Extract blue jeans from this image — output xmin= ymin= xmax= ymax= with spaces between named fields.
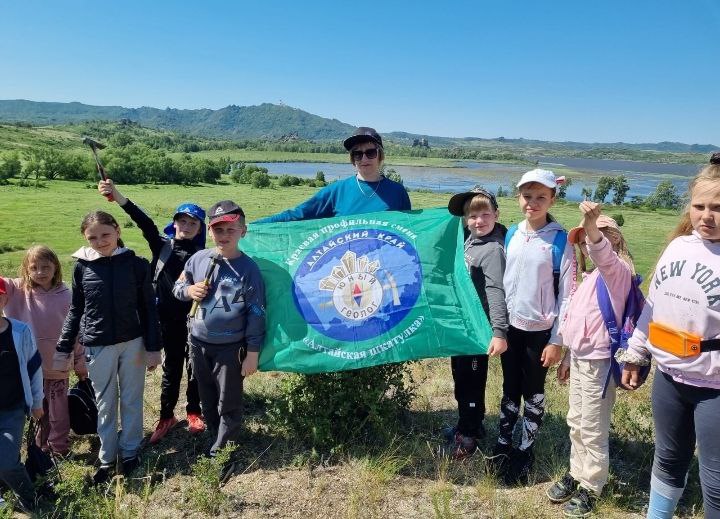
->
xmin=86 ymin=337 xmax=146 ymax=465
xmin=0 ymin=404 xmax=35 ymax=509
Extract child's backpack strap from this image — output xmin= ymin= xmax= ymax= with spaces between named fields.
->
xmin=504 ymin=224 xmax=518 ymax=251
xmin=596 ymin=276 xmax=619 ymax=398
xmin=153 ymin=239 xmax=173 ymax=289
xmin=551 ymin=230 xmax=567 ymax=299
xmin=598 ymin=273 xmax=648 ymax=398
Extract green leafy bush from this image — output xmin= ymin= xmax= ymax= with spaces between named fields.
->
xmin=268 ymin=364 xmax=415 ymax=452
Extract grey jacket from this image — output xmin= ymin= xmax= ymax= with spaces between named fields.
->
xmin=173 ymin=249 xmax=266 ymax=351
xmin=464 ymin=224 xmax=509 ymax=340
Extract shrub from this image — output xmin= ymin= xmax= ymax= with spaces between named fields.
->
xmin=384 ymin=168 xmax=403 ymax=185
xmin=188 ymin=446 xmax=234 ymax=515
xmin=251 ymin=170 xmax=271 ymax=188
xmin=268 ymin=364 xmax=415 ymax=452
xmin=611 ymin=214 xmax=625 ymax=227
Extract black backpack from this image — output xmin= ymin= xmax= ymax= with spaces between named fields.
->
xmin=68 ymin=378 xmax=98 ymax=435
xmin=25 ymin=419 xmax=57 ymax=483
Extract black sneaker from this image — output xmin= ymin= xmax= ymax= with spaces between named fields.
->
xmin=485 ymin=442 xmax=512 ymax=476
xmin=121 ymin=456 xmax=141 ymax=476
xmin=547 ymin=472 xmax=579 ymax=503
xmin=563 ymin=487 xmax=597 ymax=518
xmin=91 ymin=464 xmax=115 ymax=486
xmin=503 ymin=447 xmax=534 ymax=486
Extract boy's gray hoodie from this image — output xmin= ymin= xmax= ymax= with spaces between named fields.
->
xmin=464 ymin=223 xmax=509 ymax=339
xmin=503 ymin=219 xmax=575 ymax=345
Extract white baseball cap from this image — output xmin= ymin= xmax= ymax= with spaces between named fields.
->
xmin=516 ymin=168 xmax=565 ymax=189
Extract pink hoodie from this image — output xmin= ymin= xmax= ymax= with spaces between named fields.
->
xmin=2 ymin=278 xmax=85 ymax=380
xmin=559 ymin=235 xmax=632 ymax=360
xmin=627 ymin=232 xmax=720 ymax=389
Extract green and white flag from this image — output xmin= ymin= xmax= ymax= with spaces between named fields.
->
xmin=245 ymin=208 xmax=492 ymax=373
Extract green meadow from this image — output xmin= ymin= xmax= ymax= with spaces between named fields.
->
xmin=0 ymin=179 xmax=700 ymax=518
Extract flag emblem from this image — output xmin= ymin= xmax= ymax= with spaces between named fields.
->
xmin=293 ymin=229 xmax=422 ymax=342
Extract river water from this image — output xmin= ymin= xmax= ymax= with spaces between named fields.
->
xmin=257 ymin=156 xmax=706 ymax=202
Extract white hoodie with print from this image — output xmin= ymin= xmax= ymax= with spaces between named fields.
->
xmin=503 ymin=219 xmax=576 ymax=345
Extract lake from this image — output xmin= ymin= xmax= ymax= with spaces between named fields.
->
xmin=257 ymin=156 xmax=706 ymax=202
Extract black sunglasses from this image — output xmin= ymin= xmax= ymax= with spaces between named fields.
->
xmin=351 ymin=148 xmax=379 ymax=161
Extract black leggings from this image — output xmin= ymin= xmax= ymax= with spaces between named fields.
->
xmin=497 ymin=326 xmax=551 ymax=451
xmin=160 ymin=320 xmax=202 ymax=419
xmin=652 ymin=370 xmax=720 ymax=516
xmin=451 ymin=354 xmax=489 ymax=436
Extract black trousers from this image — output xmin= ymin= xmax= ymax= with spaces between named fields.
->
xmin=159 ymin=319 xmax=202 ymax=419
xmin=451 ymin=354 xmax=489 ymax=436
xmin=189 ymin=337 xmax=246 ymax=457
xmin=498 ymin=326 xmax=551 ymax=451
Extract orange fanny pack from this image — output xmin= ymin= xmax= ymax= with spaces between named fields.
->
xmin=648 ymin=322 xmax=707 ymax=357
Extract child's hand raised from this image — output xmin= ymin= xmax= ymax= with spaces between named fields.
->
xmin=98 ymin=179 xmax=127 ymax=205
xmin=579 ymin=201 xmax=602 ymax=226
xmin=579 ymin=201 xmax=604 ymax=244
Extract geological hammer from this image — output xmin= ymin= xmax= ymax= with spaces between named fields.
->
xmin=83 ymin=137 xmax=113 ymax=201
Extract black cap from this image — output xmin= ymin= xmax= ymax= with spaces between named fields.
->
xmin=343 ymin=127 xmax=383 ymax=151
xmin=447 ymin=186 xmax=498 ymax=216
xmin=208 ymin=200 xmax=245 ymax=226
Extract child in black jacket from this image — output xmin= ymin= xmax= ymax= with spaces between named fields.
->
xmin=55 ymin=211 xmax=160 ymax=484
xmin=99 ymin=179 xmax=207 ymax=444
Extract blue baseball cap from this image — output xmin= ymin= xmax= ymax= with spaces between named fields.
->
xmin=163 ymin=203 xmax=206 ymax=248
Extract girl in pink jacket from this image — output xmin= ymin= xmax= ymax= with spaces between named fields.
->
xmin=621 ymin=157 xmax=720 ymax=519
xmin=547 ymin=202 xmax=635 ymax=518
xmin=2 ymin=245 xmax=87 ymax=456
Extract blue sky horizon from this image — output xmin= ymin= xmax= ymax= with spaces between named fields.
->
xmin=2 ymin=1 xmax=718 ymax=146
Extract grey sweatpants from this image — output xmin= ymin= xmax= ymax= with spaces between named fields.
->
xmin=189 ymin=337 xmax=245 ymax=457
xmin=86 ymin=337 xmax=146 ymax=465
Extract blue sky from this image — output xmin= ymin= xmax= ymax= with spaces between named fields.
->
xmin=1 ymin=0 xmax=718 ymax=144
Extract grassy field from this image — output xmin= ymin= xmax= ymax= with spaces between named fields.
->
xmin=0 ymin=179 xmax=701 ymax=518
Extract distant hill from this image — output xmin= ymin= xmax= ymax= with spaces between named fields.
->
xmin=0 ymin=100 xmax=355 ymax=141
xmin=0 ymin=99 xmax=717 ymax=154
xmin=385 ymin=132 xmax=719 ymax=154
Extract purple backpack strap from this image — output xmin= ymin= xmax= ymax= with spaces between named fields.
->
xmin=596 ymin=276 xmax=620 ymax=398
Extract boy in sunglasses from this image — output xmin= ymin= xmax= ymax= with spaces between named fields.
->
xmin=444 ymin=187 xmax=509 ymax=459
xmin=256 ymin=127 xmax=410 ymax=222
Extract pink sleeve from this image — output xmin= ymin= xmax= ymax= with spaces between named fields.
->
xmin=586 ymin=235 xmax=632 ymax=319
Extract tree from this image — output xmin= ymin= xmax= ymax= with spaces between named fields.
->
xmin=645 ymin=181 xmax=680 ymax=210
xmin=581 ymin=186 xmax=593 ymax=199
xmin=0 ymin=153 xmax=22 ymax=182
xmin=593 ymin=176 xmax=614 ymax=203
xmin=251 ymin=170 xmax=271 ymax=188
xmin=612 ymin=175 xmax=630 ymax=206
xmin=557 ymin=178 xmax=573 ymax=199
xmin=384 ymin=168 xmax=403 ymax=184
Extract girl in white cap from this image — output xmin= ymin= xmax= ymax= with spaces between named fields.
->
xmin=491 ymin=168 xmax=576 ymax=486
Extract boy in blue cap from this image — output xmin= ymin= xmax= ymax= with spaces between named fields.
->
xmin=99 ymin=180 xmax=207 ymax=443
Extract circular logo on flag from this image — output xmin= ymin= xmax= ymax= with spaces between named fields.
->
xmin=293 ymin=229 xmax=422 ymax=341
